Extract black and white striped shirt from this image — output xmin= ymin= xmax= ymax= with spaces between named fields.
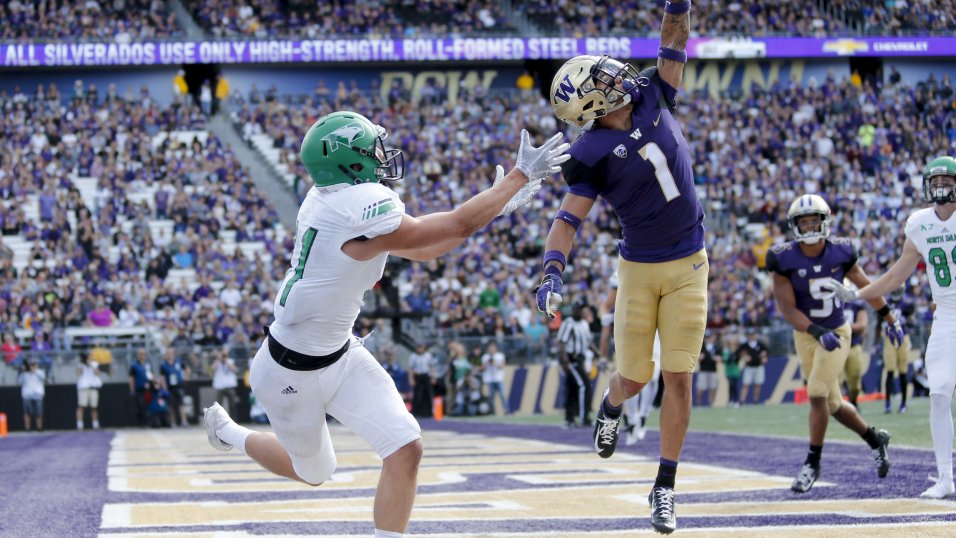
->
xmin=557 ymin=317 xmax=591 ymax=356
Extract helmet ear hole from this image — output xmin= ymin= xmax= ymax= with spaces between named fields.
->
xmin=582 ymin=101 xmax=594 ymax=111
xmin=350 ymin=163 xmax=363 ymax=172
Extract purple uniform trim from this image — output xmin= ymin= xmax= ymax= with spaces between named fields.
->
xmin=542 ymin=250 xmax=567 ymax=271
xmin=665 ymin=0 xmax=691 ymax=14
xmin=659 ymin=47 xmax=688 ymax=63
xmin=554 ymin=210 xmax=582 ymax=231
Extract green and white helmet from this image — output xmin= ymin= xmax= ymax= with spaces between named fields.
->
xmin=300 ymin=111 xmax=404 ymax=187
xmin=922 ymin=156 xmax=956 ymax=205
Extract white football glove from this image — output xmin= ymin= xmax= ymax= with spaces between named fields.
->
xmin=515 ymin=129 xmax=571 ymax=182
xmin=494 ymin=165 xmax=543 ymax=216
xmin=821 ymin=277 xmax=858 ymax=302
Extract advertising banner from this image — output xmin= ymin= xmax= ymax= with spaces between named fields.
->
xmin=1 ymin=36 xmax=954 ymax=67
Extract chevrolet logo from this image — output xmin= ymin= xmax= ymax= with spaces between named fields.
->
xmin=823 ymin=39 xmax=869 ymax=56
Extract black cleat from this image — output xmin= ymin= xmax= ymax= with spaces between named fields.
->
xmin=648 ymin=486 xmax=677 ymax=534
xmin=874 ymin=429 xmax=891 ymax=478
xmin=791 ymin=463 xmax=820 ymax=493
xmin=592 ymin=389 xmax=621 ymax=458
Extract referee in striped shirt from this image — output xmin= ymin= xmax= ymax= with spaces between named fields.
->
xmin=558 ymin=302 xmax=596 ymax=427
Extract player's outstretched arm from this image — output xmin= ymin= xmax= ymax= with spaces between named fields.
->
xmin=346 ymin=132 xmax=569 ymax=261
xmin=657 ymin=0 xmax=691 ymax=89
xmin=534 ymin=193 xmax=596 ymax=318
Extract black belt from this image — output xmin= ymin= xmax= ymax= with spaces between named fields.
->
xmin=263 ymin=326 xmax=350 ymax=371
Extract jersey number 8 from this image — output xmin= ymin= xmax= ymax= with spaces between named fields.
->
xmin=929 ymin=246 xmax=956 ymax=287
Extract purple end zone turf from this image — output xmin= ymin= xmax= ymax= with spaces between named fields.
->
xmin=0 ymin=431 xmax=113 ymax=537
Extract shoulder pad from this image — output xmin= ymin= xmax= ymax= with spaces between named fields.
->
xmin=770 ymin=242 xmax=793 ymax=254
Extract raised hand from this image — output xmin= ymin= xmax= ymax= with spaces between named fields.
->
xmin=516 ymin=129 xmax=571 ymax=182
xmin=494 ymin=164 xmax=544 ymax=216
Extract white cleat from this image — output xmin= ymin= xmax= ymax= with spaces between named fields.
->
xmin=919 ymin=479 xmax=956 ymax=499
xmin=204 ymin=402 xmax=234 ymax=452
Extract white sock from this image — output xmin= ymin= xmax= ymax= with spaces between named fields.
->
xmin=374 ymin=530 xmax=404 ymax=538
xmin=92 ymin=420 xmax=100 ymax=429
xmin=930 ymin=393 xmax=954 ymax=482
xmin=77 ymin=420 xmax=83 ymax=430
xmin=218 ymin=420 xmax=253 ymax=455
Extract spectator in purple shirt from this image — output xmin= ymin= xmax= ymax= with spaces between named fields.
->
xmin=87 ymin=298 xmax=117 ymax=328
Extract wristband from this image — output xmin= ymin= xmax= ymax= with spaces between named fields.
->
xmin=876 ymin=305 xmax=891 ymax=319
xmin=806 ymin=324 xmax=827 ymax=340
xmin=542 ymin=249 xmax=567 ymax=272
xmin=659 ymin=47 xmax=688 ymax=64
xmin=543 ymin=264 xmax=562 ymax=280
xmin=555 ymin=210 xmax=582 ymax=231
xmin=665 ymin=0 xmax=691 ymax=14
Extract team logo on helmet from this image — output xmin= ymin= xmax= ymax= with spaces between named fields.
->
xmin=553 ymin=74 xmax=576 ymax=103
xmin=321 ymin=122 xmax=367 ymax=152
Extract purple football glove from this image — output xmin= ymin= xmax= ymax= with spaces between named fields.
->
xmin=884 ymin=317 xmax=906 ymax=349
xmin=534 ymin=269 xmax=563 ymax=319
xmin=808 ymin=324 xmax=841 ymax=352
xmin=818 ymin=332 xmax=841 ymax=352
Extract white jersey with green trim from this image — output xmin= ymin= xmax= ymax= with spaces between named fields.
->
xmin=269 ymin=182 xmax=404 ymax=355
xmin=905 ymin=207 xmax=956 ymax=312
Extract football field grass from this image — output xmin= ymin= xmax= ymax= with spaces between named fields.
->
xmin=465 ymin=397 xmax=950 ymax=450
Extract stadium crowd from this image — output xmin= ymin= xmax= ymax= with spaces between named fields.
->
xmin=0 ymin=0 xmax=178 ymax=41
xmin=521 ymin=0 xmax=840 ymax=38
xmin=185 ymin=0 xmax=514 ymax=39
xmin=6 ymin=0 xmax=950 ymax=42
xmin=830 ymin=0 xmax=956 ymax=35
xmin=0 ymin=80 xmax=286 ymax=376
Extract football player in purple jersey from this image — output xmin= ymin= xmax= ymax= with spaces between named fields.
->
xmin=766 ymin=194 xmax=902 ymax=493
xmin=536 ymin=1 xmax=702 ymax=532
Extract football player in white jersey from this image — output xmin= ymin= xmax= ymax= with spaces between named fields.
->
xmin=826 ymin=156 xmax=956 ymax=499
xmin=202 ymin=111 xmax=569 ymax=537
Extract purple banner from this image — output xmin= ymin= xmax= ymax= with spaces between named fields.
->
xmin=0 ymin=36 xmax=954 ymax=67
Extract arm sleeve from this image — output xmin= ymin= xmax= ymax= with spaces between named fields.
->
xmin=639 ymin=66 xmax=678 ymax=112
xmin=561 ymin=155 xmax=603 ymax=200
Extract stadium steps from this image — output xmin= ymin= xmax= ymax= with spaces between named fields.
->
xmin=6 ymin=235 xmax=33 ymax=271
xmin=168 ymin=0 xmax=206 ymax=39
xmin=207 ymin=113 xmax=300 ymax=230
